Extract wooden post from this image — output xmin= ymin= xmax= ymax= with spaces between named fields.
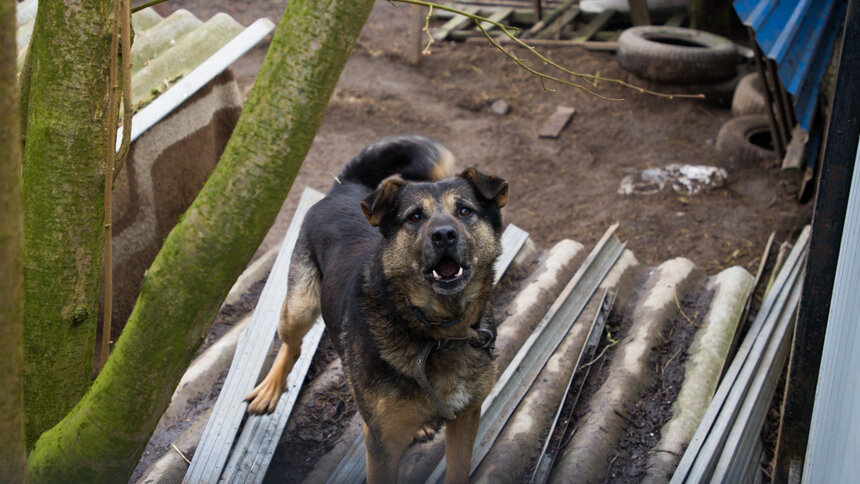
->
xmin=628 ymin=0 xmax=651 ymax=26
xmin=408 ymin=4 xmax=424 ymax=65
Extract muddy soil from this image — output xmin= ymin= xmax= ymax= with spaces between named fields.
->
xmin=138 ymin=0 xmax=813 ymax=481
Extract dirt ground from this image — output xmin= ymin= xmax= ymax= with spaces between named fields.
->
xmin=153 ymin=0 xmax=811 ymax=275
xmin=140 ymin=0 xmax=812 ymax=481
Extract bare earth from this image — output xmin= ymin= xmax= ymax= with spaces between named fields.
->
xmin=155 ymin=0 xmax=810 ymax=275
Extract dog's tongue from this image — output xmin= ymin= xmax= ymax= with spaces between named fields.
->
xmin=436 ymin=257 xmax=460 ymax=278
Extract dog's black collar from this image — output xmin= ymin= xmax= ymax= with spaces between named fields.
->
xmin=409 ymin=305 xmax=464 ymax=328
xmin=414 ymin=327 xmax=496 ymax=420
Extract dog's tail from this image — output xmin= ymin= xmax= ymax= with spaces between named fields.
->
xmin=339 ymin=135 xmax=455 ymax=189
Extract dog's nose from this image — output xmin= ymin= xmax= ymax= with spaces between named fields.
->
xmin=431 ymin=226 xmax=458 ymax=249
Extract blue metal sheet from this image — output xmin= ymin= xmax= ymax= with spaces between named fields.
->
xmin=734 ymin=0 xmax=846 ymax=130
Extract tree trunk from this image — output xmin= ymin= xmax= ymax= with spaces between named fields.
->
xmin=21 ymin=0 xmax=114 ymax=447
xmin=26 ymin=0 xmax=375 ymax=481
xmin=0 ymin=0 xmax=27 ymax=480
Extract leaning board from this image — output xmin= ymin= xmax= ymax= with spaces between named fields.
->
xmin=185 ymin=187 xmax=324 ymax=483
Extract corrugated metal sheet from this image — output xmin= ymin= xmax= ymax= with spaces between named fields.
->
xmin=802 ymin=137 xmax=860 ymax=483
xmin=734 ymin=0 xmax=846 ymax=130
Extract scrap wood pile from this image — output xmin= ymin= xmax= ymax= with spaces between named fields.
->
xmin=429 ymin=0 xmax=688 ymax=47
xmin=135 ymin=187 xmax=809 ymax=484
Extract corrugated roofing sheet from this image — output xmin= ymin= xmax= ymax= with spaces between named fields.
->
xmin=734 ymin=0 xmax=846 ymax=130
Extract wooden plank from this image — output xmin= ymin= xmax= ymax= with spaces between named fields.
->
xmin=448 ymin=7 xmax=513 ymax=40
xmin=571 ymin=9 xmax=615 ymax=42
xmin=427 ymin=225 xmax=626 ymax=483
xmin=716 ymin=283 xmax=799 ymax=482
xmin=220 ymin=319 xmax=326 ymax=482
xmin=468 ymin=36 xmax=618 ymax=51
xmin=671 ymin=226 xmax=810 ymax=483
xmin=320 ymin=224 xmax=531 ymax=484
xmin=432 ymin=6 xmax=479 ymax=41
xmin=534 ymin=7 xmax=579 ymax=40
xmin=627 ymin=0 xmax=651 ymax=26
xmin=493 ymin=224 xmax=529 ymax=285
xmin=407 ymin=4 xmax=425 ymax=65
xmin=782 ymin=125 xmax=809 ymax=171
xmin=184 ymin=188 xmax=324 ymax=484
xmin=522 ymin=0 xmax=577 ymax=38
xmin=538 ymin=105 xmax=575 ymax=139
xmin=664 ymin=11 xmax=686 ymax=27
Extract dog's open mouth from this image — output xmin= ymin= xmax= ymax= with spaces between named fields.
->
xmin=424 ymin=256 xmax=471 ymax=292
xmin=432 ymin=257 xmax=462 ymax=281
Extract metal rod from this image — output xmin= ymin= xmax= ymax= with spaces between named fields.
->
xmin=747 ymin=27 xmax=786 ymax=159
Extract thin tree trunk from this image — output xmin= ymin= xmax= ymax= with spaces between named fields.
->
xmin=0 ymin=0 xmax=27 ymax=480
xmin=26 ymin=0 xmax=375 ymax=481
xmin=21 ymin=0 xmax=113 ymax=447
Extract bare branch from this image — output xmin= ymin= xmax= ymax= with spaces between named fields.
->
xmin=390 ymin=0 xmax=704 ymax=101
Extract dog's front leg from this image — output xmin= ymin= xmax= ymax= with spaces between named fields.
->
xmin=444 ymin=404 xmax=481 ymax=484
xmin=364 ymin=421 xmax=414 ymax=484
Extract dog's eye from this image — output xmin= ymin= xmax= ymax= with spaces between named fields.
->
xmin=408 ymin=212 xmax=423 ymax=223
xmin=458 ymin=207 xmax=472 ymax=217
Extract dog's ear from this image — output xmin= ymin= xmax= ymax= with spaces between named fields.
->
xmin=459 ymin=167 xmax=509 ymax=208
xmin=361 ymin=175 xmax=406 ymax=227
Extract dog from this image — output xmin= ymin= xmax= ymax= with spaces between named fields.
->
xmin=245 ymin=135 xmax=508 ymax=483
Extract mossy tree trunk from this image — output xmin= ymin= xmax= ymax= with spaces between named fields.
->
xmin=26 ymin=0 xmax=375 ymax=481
xmin=21 ymin=0 xmax=114 ymax=447
xmin=0 ymin=0 xmax=26 ymax=480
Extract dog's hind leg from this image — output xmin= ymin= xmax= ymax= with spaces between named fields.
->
xmin=245 ymin=249 xmax=321 ymax=414
xmin=443 ymin=403 xmax=481 ymax=484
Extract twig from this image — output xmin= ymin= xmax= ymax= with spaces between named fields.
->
xmin=674 ymin=289 xmax=703 ymax=328
xmin=99 ymin=0 xmax=122 ymax=373
xmin=661 ymin=347 xmax=683 ymax=374
xmin=171 ymin=443 xmax=191 ymax=465
xmin=390 ymin=0 xmax=704 ymax=100
xmin=580 ymin=338 xmax=618 ymax=370
xmin=131 ymin=0 xmax=180 ymax=14
xmin=114 ymin=0 xmax=132 ymax=181
xmin=613 ymin=409 xmax=639 ymax=428
xmin=422 ymin=5 xmax=434 ymax=55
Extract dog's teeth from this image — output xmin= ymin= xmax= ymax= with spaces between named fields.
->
xmin=455 ymin=267 xmax=463 ymax=277
xmin=433 ymin=270 xmax=442 ymax=280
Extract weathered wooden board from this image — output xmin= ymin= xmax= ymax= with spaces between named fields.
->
xmin=571 ymin=9 xmax=615 ymax=42
xmin=538 ymin=105 xmax=575 ymax=138
xmin=184 ymin=187 xmax=324 ymax=484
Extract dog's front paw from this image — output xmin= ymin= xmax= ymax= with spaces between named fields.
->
xmin=244 ymin=378 xmax=284 ymax=414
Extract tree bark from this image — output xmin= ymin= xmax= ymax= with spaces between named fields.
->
xmin=26 ymin=0 xmax=375 ymax=481
xmin=0 ymin=0 xmax=27 ymax=480
xmin=21 ymin=0 xmax=114 ymax=447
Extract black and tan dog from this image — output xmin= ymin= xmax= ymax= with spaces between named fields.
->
xmin=245 ymin=135 xmax=508 ymax=483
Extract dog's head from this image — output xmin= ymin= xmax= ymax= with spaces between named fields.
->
xmin=361 ymin=167 xmax=508 ymax=297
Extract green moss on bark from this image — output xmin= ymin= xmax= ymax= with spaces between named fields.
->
xmin=26 ymin=0 xmax=375 ymax=481
xmin=21 ymin=0 xmax=113 ymax=447
xmin=0 ymin=0 xmax=26 ymax=480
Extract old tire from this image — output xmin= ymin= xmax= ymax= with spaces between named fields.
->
xmin=716 ymin=115 xmax=777 ymax=167
xmin=731 ymin=72 xmax=767 ymax=116
xmin=617 ymin=26 xmax=738 ymax=84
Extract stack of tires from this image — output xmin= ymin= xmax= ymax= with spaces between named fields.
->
xmin=718 ymin=73 xmax=778 ymax=168
xmin=617 ymin=26 xmax=777 ymax=169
